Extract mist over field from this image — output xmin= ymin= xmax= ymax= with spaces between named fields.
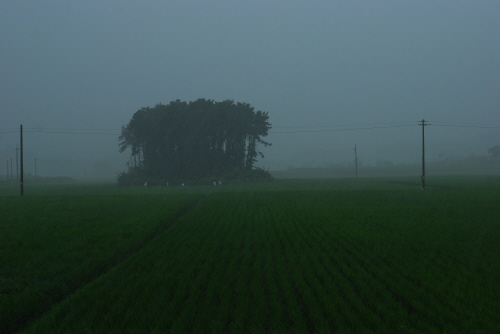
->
xmin=1 ymin=3 xmax=499 ymax=330
xmin=1 ymin=1 xmax=499 ymax=179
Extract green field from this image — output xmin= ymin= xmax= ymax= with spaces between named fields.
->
xmin=1 ymin=177 xmax=499 ymax=333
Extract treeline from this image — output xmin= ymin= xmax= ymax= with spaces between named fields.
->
xmin=118 ymin=99 xmax=272 ymax=185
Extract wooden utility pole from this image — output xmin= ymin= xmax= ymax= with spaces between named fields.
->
xmin=20 ymin=125 xmax=24 ymax=196
xmin=419 ymin=119 xmax=430 ymax=190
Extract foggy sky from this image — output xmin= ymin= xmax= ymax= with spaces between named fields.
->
xmin=1 ymin=1 xmax=499 ymax=178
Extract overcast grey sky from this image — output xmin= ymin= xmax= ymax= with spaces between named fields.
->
xmin=1 ymin=1 xmax=499 ymax=177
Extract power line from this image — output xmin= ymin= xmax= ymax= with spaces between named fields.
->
xmin=432 ymin=121 xmax=500 ymax=126
xmin=272 ymin=122 xmax=415 ymax=129
xmin=1 ymin=125 xmax=415 ymax=136
xmin=432 ymin=124 xmax=500 ymax=129
xmin=24 ymin=130 xmax=120 ymax=135
xmin=271 ymin=124 xmax=415 ymax=134
xmin=0 ymin=128 xmax=121 ymax=135
xmin=1 ymin=121 xmax=499 ymax=135
xmin=23 ymin=149 xmax=123 ymax=155
xmin=25 ymin=127 xmax=120 ymax=131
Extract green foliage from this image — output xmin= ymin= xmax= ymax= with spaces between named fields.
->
xmin=118 ymin=99 xmax=272 ymax=185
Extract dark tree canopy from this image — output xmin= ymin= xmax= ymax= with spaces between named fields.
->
xmin=118 ymin=99 xmax=272 ymax=185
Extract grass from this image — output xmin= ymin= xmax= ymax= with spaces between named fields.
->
xmin=0 ymin=176 xmax=499 ymax=333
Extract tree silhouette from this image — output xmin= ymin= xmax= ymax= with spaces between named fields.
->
xmin=118 ymin=99 xmax=271 ymax=185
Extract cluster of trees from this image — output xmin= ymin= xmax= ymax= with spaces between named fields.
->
xmin=118 ymin=99 xmax=272 ymax=185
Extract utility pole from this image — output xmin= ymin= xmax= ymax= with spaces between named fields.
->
xmin=419 ymin=119 xmax=430 ymax=190
xmin=20 ymin=125 xmax=24 ymax=196
xmin=354 ymin=144 xmax=358 ymax=178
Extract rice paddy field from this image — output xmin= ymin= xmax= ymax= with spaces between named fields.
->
xmin=1 ymin=176 xmax=499 ymax=333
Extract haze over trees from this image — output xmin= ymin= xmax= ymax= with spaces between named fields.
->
xmin=118 ymin=99 xmax=272 ymax=185
xmin=488 ymin=144 xmax=500 ymax=158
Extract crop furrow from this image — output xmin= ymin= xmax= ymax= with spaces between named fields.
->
xmin=317 ymin=228 xmax=459 ymax=331
xmin=295 ymin=218 xmax=389 ymax=332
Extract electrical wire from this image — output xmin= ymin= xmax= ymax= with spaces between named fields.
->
xmin=272 ymin=122 xmax=415 ymax=129
xmin=432 ymin=124 xmax=500 ymax=129
xmin=1 ymin=121 xmax=499 ymax=135
xmin=270 ymin=124 xmax=416 ymax=134
xmin=24 ymin=130 xmax=120 ymax=135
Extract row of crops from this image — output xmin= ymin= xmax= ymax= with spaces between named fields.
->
xmin=0 ymin=194 xmax=202 ymax=334
xmin=1 ymin=179 xmax=499 ymax=333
